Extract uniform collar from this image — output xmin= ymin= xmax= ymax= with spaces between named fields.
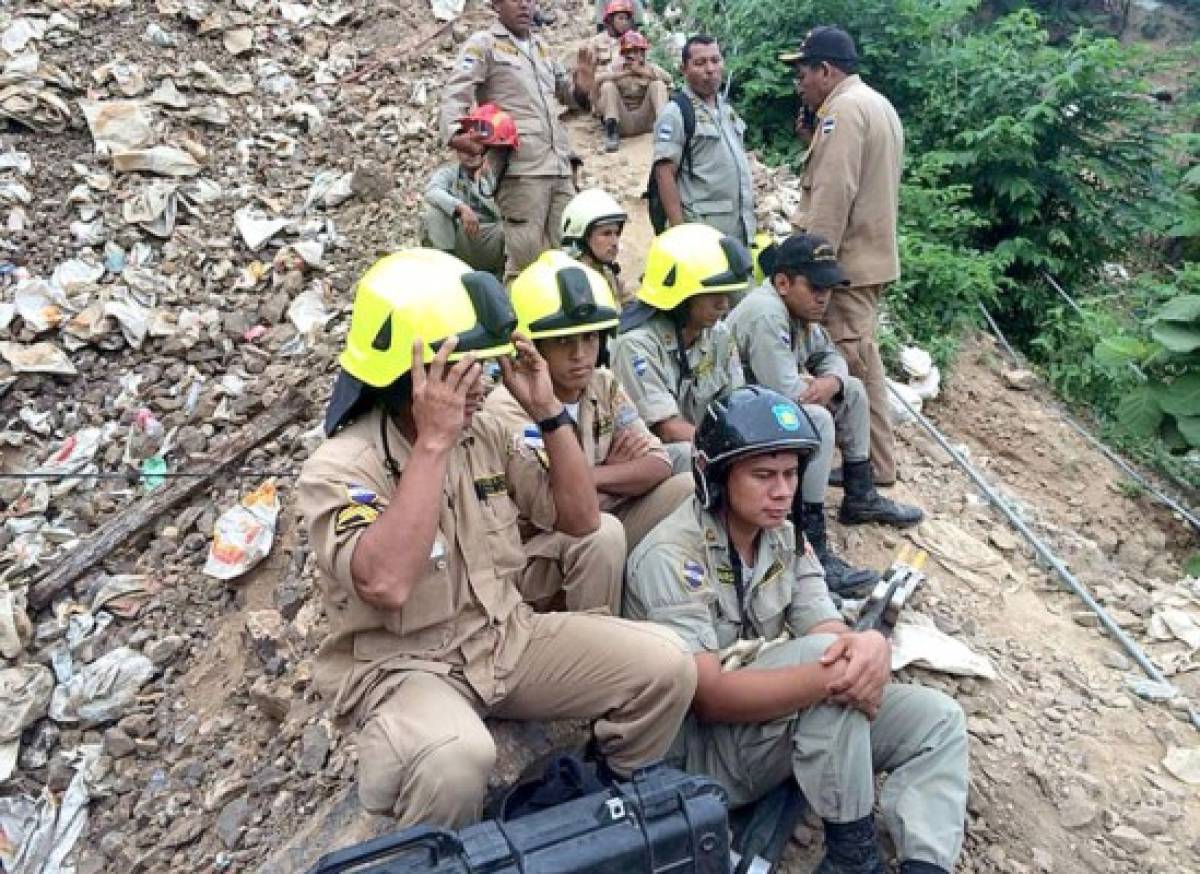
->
xmin=682 ymin=83 xmax=722 ymax=113
xmin=819 ymin=73 xmax=861 ymax=115
xmin=492 ymin=20 xmax=539 ymax=48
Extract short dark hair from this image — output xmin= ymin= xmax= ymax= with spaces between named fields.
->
xmin=803 ymin=57 xmax=858 ymax=75
xmin=682 ymin=34 xmax=718 ymax=65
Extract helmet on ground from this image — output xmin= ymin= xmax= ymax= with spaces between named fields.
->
xmin=325 ymin=249 xmax=516 ymax=434
xmin=456 ymin=103 xmax=520 ymax=149
xmin=618 ymin=31 xmax=650 ymax=54
xmin=603 ymin=0 xmax=635 ymax=21
xmin=750 ymin=232 xmax=777 ymax=285
xmin=637 ymin=223 xmax=752 ymax=312
xmin=511 ymin=250 xmax=619 ymax=341
xmin=693 ymin=386 xmax=820 ymax=510
xmin=561 ymin=188 xmax=627 ymax=257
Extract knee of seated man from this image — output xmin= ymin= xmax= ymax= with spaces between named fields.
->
xmin=802 ymin=403 xmax=835 ymax=443
xmin=839 ymin=375 xmax=868 ymax=408
xmin=358 ymin=720 xmax=497 ymax=820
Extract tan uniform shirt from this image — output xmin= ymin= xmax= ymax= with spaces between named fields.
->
xmin=791 ymin=75 xmax=903 ymax=287
xmin=624 ymin=498 xmax=840 ymax=653
xmin=483 ymin=368 xmax=669 ymax=517
xmin=296 ymin=407 xmax=558 ymax=715
xmin=441 ymin=22 xmax=576 ymax=178
xmin=726 ymin=281 xmax=849 ymax=400
xmin=585 ymin=31 xmax=619 ymax=73
xmin=652 ymin=85 xmax=756 ymax=245
xmin=609 ymin=62 xmax=671 ymax=111
xmin=609 ymin=313 xmax=744 ymax=427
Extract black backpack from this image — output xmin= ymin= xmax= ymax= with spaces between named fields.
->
xmin=644 ymin=90 xmax=696 ymax=234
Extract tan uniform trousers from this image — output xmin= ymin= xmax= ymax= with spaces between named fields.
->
xmin=357 ymin=611 xmax=696 ymax=827
xmin=494 ymin=175 xmax=577 ymax=282
xmin=520 ymin=512 xmax=625 ymax=614
xmin=671 ymin=635 xmax=968 ymax=869
xmin=596 ymin=79 xmax=669 ymax=136
xmin=610 ymin=473 xmax=694 ymax=554
xmin=824 ymin=284 xmax=896 ymax=483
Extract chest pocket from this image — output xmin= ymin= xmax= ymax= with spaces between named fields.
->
xmin=748 ymin=566 xmax=791 ymax=639
xmin=479 ymin=492 xmax=525 ymax=579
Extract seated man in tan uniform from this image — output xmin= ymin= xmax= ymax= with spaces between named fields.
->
xmin=574 ymin=0 xmax=636 ymax=107
xmin=297 ymin=249 xmax=695 ymax=827
xmin=625 ymin=386 xmax=967 ymax=874
xmin=485 ymin=251 xmax=693 ymax=573
xmin=594 ymin=30 xmax=671 ymax=153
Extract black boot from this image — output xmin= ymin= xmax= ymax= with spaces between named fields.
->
xmin=828 ymin=466 xmax=843 ymax=487
xmin=814 ymin=816 xmax=886 ymax=874
xmin=801 ymin=502 xmax=878 ymax=596
xmin=603 ymin=117 xmax=620 ymax=152
xmin=899 ymin=862 xmax=949 ymax=874
xmin=838 ymin=459 xmax=923 ymax=528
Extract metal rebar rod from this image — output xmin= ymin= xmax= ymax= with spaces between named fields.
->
xmin=890 ymin=384 xmax=1200 ymax=732
xmin=977 ymin=301 xmax=1199 ymax=532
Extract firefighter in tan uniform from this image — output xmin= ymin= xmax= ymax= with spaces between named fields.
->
xmin=560 ymin=188 xmax=630 ymax=308
xmin=486 ymin=251 xmax=693 ymax=567
xmin=297 ymin=249 xmax=695 ymax=826
xmin=784 ymin=26 xmax=904 ymax=484
xmin=609 ymin=223 xmax=750 ymax=474
xmin=573 ymin=0 xmax=635 ymax=113
xmin=441 ymin=0 xmax=583 ymax=281
xmin=593 ymin=31 xmax=671 ymax=153
xmin=625 ymin=387 xmax=968 ymax=874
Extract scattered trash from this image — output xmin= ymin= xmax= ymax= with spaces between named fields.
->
xmin=430 ymin=0 xmax=467 ymax=22
xmin=78 ymin=99 xmax=155 ymax=155
xmin=235 ymin=206 xmax=293 ymax=251
xmin=1162 ymin=746 xmax=1200 ymax=784
xmin=304 ymin=170 xmax=355 ymax=210
xmin=1156 ymin=607 xmax=1200 ymax=650
xmin=0 ymin=665 xmax=55 ymax=778
xmin=287 ymin=286 xmax=332 ymax=337
xmin=0 ymin=744 xmax=105 ymax=870
xmin=0 ymin=342 xmax=77 ymax=376
xmin=1002 ymin=368 xmax=1038 ymax=391
xmin=203 ymin=481 xmax=281 ymax=580
xmin=90 ymin=574 xmax=160 ymax=619
xmin=112 ymin=145 xmax=202 ymax=177
xmin=0 ymin=588 xmax=32 ymax=659
xmin=890 ymin=613 xmax=997 ymax=679
xmin=49 ymin=647 xmax=156 ymax=725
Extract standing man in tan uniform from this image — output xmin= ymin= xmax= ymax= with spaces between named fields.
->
xmin=594 ymin=31 xmax=671 ymax=153
xmin=625 ymin=386 xmax=968 ymax=874
xmin=485 ymin=250 xmax=693 ymax=559
xmin=297 ymin=249 xmax=695 ymax=827
xmin=442 ymin=0 xmax=583 ymax=281
xmin=784 ymin=26 xmax=904 ymax=484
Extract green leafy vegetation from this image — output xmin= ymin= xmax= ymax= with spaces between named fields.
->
xmin=679 ymin=0 xmax=1199 ymax=487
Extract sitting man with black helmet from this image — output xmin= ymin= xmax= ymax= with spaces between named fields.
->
xmin=297 ymin=249 xmax=696 ymax=827
xmin=560 ymin=187 xmax=631 ymax=308
xmin=624 ymin=386 xmax=968 ymax=874
xmin=485 ymin=251 xmax=693 ymax=579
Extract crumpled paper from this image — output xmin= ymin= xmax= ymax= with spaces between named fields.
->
xmin=203 ymin=481 xmax=281 ymax=580
xmin=891 ymin=613 xmax=997 ymax=679
xmin=48 ymin=647 xmax=155 ymax=725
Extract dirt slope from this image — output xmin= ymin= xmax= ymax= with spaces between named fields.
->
xmin=0 ymin=2 xmax=1196 ymax=873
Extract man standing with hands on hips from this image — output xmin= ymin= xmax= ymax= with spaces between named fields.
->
xmin=784 ymin=26 xmax=904 ymax=485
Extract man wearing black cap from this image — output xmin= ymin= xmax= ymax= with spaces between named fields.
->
xmin=781 ymin=26 xmax=904 ymax=488
xmin=727 ymin=234 xmax=922 ymax=593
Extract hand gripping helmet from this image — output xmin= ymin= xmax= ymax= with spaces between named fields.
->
xmin=511 ymin=250 xmax=620 ymax=341
xmin=637 ymin=223 xmax=753 ymax=312
xmin=456 ymin=103 xmax=521 ymax=150
xmin=693 ymin=386 xmax=821 ymax=510
xmin=324 ymin=249 xmax=516 ymax=435
xmin=603 ymin=0 xmax=635 ymax=22
xmin=560 ymin=188 xmax=627 ymax=259
xmin=618 ymin=30 xmax=650 ymax=54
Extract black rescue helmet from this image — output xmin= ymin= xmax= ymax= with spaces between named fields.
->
xmin=693 ymin=386 xmax=821 ymax=510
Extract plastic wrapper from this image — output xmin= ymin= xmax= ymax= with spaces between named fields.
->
xmin=203 ymin=481 xmax=281 ymax=580
xmin=48 ymin=647 xmax=155 ymax=725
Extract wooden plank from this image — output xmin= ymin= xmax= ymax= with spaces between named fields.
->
xmin=28 ymin=389 xmax=308 ymax=610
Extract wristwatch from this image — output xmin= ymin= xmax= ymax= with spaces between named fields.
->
xmin=536 ymin=407 xmax=573 ymax=434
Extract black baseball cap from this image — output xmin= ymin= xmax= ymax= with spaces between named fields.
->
xmin=778 ymin=26 xmax=858 ymax=65
xmin=771 ymin=234 xmax=848 ymax=288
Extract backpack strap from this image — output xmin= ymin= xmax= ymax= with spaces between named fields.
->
xmin=671 ymin=90 xmax=697 ymax=178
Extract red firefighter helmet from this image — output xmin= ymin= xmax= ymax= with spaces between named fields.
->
xmin=456 ymin=103 xmax=520 ymax=150
xmin=618 ymin=30 xmax=650 ymax=54
xmin=603 ymin=0 xmax=635 ymax=22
